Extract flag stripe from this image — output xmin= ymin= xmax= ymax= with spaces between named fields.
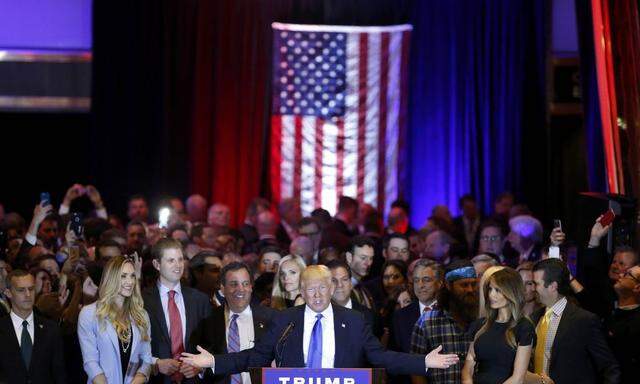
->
xmin=343 ymin=32 xmax=360 ymax=200
xmin=364 ymin=33 xmax=381 ymax=208
xmin=357 ymin=33 xmax=369 ymax=202
xmin=314 ymin=117 xmax=323 ymax=209
xmin=280 ymin=115 xmax=295 ymax=199
xmin=293 ymin=116 xmax=303 ymax=202
xmin=321 ymin=119 xmax=338 ymax=214
xmin=336 ymin=119 xmax=345 ymax=202
xmin=301 ymin=116 xmax=317 ymax=214
xmin=271 ymin=115 xmax=282 ymax=204
xmin=377 ymin=32 xmax=390 ymax=213
xmin=385 ymin=31 xmax=403 ymax=217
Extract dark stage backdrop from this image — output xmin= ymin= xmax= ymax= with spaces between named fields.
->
xmin=89 ymin=0 xmax=548 ymax=226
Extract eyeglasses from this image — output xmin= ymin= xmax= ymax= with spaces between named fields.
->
xmin=413 ymin=276 xmax=435 ymax=285
xmin=622 ymin=271 xmax=640 ymax=284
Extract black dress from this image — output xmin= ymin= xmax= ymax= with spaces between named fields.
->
xmin=117 ymin=327 xmax=133 ymax=383
xmin=468 ymin=317 xmax=535 ymax=384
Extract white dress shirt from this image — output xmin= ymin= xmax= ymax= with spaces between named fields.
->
xmin=419 ymin=299 xmax=437 ymax=314
xmin=226 ymin=306 xmax=255 ymax=384
xmin=11 ymin=310 xmax=35 ymax=346
xmin=158 ymin=282 xmax=187 ymax=344
xmin=344 ymin=299 xmax=353 ymax=309
xmin=302 ymin=305 xmax=335 ymax=368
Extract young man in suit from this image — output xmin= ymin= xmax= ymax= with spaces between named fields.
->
xmin=143 ymin=238 xmax=212 ymax=383
xmin=0 ymin=270 xmax=66 ymax=383
xmin=181 ymin=265 xmax=459 ymax=375
xmin=529 ymin=258 xmax=620 ymax=384
xmin=327 ymin=259 xmax=381 ymax=336
xmin=191 ymin=261 xmax=275 ymax=383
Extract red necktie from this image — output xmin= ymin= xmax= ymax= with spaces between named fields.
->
xmin=168 ymin=290 xmax=184 ymax=383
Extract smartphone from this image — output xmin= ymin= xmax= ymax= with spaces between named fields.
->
xmin=40 ymin=192 xmax=51 ymax=206
xmin=601 ymin=209 xmax=616 ymax=226
xmin=158 ymin=207 xmax=170 ymax=229
xmin=70 ymin=212 xmax=83 ymax=238
xmin=553 ymin=219 xmax=562 ymax=231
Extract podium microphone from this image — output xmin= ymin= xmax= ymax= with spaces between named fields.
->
xmin=276 ymin=322 xmax=295 ymax=367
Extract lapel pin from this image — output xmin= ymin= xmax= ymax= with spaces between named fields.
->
xmin=258 ymin=323 xmax=264 ymax=328
xmin=341 ymin=323 xmax=345 ymax=328
xmin=39 ymin=324 xmax=43 ymax=329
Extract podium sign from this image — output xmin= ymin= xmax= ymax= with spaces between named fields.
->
xmin=261 ymin=368 xmax=372 ymax=384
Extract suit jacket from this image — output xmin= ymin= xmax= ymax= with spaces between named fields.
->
xmin=143 ymin=284 xmax=213 ymax=384
xmin=191 ymin=303 xmax=276 ymax=383
xmin=78 ymin=303 xmax=152 ymax=384
xmin=605 ymin=307 xmax=640 ymax=384
xmin=0 ymin=313 xmax=67 ymax=384
xmin=577 ymin=245 xmax=616 ymax=319
xmin=350 ymin=298 xmax=382 ymax=338
xmin=531 ymin=301 xmax=621 ymax=384
xmin=276 ymin=223 xmax=293 ymax=249
xmin=214 ymin=304 xmax=426 ymax=376
xmin=391 ymin=301 xmax=420 ymax=353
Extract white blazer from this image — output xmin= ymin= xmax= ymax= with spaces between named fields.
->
xmin=78 ymin=302 xmax=153 ymax=384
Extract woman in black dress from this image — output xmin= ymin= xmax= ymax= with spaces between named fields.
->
xmin=462 ymin=267 xmax=535 ymax=384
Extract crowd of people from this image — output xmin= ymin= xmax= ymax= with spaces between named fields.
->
xmin=0 ymin=184 xmax=638 ymax=384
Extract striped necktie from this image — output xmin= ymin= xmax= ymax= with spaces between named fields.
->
xmin=228 ymin=314 xmax=242 ymax=384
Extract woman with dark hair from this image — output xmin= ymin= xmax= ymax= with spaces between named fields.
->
xmin=462 ymin=267 xmax=535 ymax=384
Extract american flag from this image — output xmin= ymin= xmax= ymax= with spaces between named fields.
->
xmin=270 ymin=23 xmax=411 ymax=216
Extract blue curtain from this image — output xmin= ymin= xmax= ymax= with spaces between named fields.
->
xmin=575 ymin=0 xmax=607 ymax=193
xmin=406 ymin=0 xmax=547 ymax=227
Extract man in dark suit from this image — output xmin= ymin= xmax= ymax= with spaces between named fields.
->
xmin=276 ymin=197 xmax=301 ymax=249
xmin=0 ymin=270 xmax=66 ymax=383
xmin=529 ymin=259 xmax=620 ymax=384
xmin=607 ymin=264 xmax=640 ymax=384
xmin=327 ymin=259 xmax=381 ymax=337
xmin=181 ymin=265 xmax=459 ymax=376
xmin=191 ymin=261 xmax=275 ymax=383
xmin=392 ymin=259 xmax=443 ymax=353
xmin=143 ymin=238 xmax=212 ymax=383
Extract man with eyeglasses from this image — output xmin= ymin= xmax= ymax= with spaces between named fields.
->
xmin=191 ymin=261 xmax=275 ymax=384
xmin=607 ymin=264 xmax=640 ymax=384
xmin=392 ymin=259 xmax=443 ymax=353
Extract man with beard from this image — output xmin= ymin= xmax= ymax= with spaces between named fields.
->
xmin=410 ymin=260 xmax=478 ymax=384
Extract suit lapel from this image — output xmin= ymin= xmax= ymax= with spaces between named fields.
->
xmin=151 ymin=285 xmax=171 ymax=343
xmin=333 ymin=305 xmax=347 ymax=367
xmin=549 ymin=302 xmax=576 ymax=370
xmin=287 ymin=306 xmax=305 ymax=367
xmin=251 ymin=304 xmax=268 ymax=341
xmin=180 ymin=285 xmax=196 ymax=351
xmin=29 ymin=315 xmax=46 ymax=373
xmin=0 ymin=317 xmax=26 ymax=372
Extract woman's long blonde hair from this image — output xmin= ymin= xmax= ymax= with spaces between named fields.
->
xmin=95 ymin=256 xmax=149 ymax=341
xmin=270 ymin=254 xmax=307 ymax=310
xmin=475 ymin=267 xmax=529 ymax=348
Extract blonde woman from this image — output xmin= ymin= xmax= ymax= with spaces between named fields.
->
xmin=78 ymin=256 xmax=152 ymax=384
xmin=270 ymin=254 xmax=307 ymax=310
xmin=462 ymin=267 xmax=535 ymax=384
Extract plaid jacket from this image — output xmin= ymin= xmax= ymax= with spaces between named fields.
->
xmin=410 ymin=308 xmax=473 ymax=384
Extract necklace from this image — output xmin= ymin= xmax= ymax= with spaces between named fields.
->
xmin=121 ymin=326 xmax=132 ymax=353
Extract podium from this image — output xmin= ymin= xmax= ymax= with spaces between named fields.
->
xmin=249 ymin=368 xmax=386 ymax=384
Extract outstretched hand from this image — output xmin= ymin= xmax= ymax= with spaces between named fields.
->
xmin=589 ymin=216 xmax=611 ymax=245
xmin=181 ymin=345 xmax=214 ymax=369
xmin=425 ymin=345 xmax=459 ymax=369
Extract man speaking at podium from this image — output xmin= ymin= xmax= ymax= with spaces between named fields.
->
xmin=181 ymin=265 xmax=458 ymax=376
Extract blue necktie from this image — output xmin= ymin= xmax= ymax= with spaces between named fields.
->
xmin=228 ymin=314 xmax=242 ymax=384
xmin=307 ymin=314 xmax=323 ymax=368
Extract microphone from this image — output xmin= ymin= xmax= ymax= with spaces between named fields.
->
xmin=275 ymin=322 xmax=295 ymax=367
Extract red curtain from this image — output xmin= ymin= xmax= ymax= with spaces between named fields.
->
xmin=189 ymin=0 xmax=273 ymax=227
